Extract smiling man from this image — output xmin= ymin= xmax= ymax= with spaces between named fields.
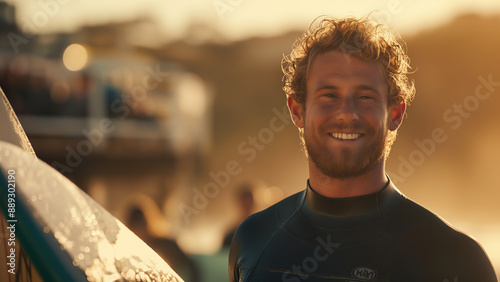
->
xmin=228 ymin=17 xmax=497 ymax=282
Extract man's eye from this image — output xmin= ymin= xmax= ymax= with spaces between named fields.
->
xmin=324 ymin=93 xmax=337 ymax=98
xmin=358 ymin=94 xmax=375 ymax=100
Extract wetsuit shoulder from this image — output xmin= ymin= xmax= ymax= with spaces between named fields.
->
xmin=389 ymin=197 xmax=498 ymax=281
xmin=228 ymin=190 xmax=304 ymax=282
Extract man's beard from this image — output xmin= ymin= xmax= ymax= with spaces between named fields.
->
xmin=304 ymin=123 xmax=387 ymax=179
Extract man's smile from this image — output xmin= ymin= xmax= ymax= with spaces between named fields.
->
xmin=328 ymin=132 xmax=363 ymax=140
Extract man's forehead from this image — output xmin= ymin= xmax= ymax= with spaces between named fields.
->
xmin=308 ymin=51 xmax=387 ymax=88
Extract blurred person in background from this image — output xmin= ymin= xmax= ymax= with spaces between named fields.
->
xmin=190 ymin=181 xmax=257 ymax=282
xmin=222 ymin=181 xmax=256 ymax=248
xmin=228 ymin=16 xmax=497 ymax=281
xmin=126 ymin=205 xmax=200 ymax=282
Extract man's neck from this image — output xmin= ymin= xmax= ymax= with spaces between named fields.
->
xmin=308 ymin=159 xmax=388 ymax=198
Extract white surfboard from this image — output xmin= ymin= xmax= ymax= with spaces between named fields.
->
xmin=0 ymin=140 xmax=184 ymax=281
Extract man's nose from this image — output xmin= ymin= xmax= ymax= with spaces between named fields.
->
xmin=336 ymin=98 xmax=359 ymax=122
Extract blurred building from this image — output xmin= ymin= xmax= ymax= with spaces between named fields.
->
xmin=0 ymin=2 xmax=212 ymax=230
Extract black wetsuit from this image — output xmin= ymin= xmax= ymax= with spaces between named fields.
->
xmin=229 ymin=179 xmax=497 ymax=282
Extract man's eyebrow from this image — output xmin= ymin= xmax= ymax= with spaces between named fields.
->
xmin=314 ymin=84 xmax=382 ymax=95
xmin=314 ymin=85 xmax=339 ymax=92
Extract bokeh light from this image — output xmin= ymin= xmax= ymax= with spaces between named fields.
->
xmin=177 ymin=73 xmax=207 ymax=118
xmin=63 ymin=44 xmax=89 ymax=72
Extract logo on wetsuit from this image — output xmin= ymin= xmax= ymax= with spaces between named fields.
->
xmin=351 ymin=267 xmax=377 ymax=280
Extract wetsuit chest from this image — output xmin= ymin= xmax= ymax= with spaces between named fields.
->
xmin=240 ymin=182 xmax=399 ymax=282
xmin=231 ymin=181 xmax=498 ymax=282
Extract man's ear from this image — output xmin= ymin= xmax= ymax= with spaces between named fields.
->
xmin=389 ymin=101 xmax=405 ymax=131
xmin=287 ymin=96 xmax=304 ymax=128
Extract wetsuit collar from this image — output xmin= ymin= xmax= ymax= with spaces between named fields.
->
xmin=300 ymin=176 xmax=403 ymax=227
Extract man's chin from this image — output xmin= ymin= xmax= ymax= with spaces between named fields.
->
xmin=308 ymin=147 xmax=386 ymax=179
xmin=309 ymin=153 xmax=366 ymax=178
xmin=317 ymin=162 xmax=370 ymax=179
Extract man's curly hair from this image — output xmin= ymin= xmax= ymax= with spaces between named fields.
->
xmin=281 ymin=16 xmax=415 ymax=156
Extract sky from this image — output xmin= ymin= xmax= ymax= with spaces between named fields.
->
xmin=10 ymin=0 xmax=500 ymax=44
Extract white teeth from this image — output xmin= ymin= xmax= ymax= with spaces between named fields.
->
xmin=330 ymin=133 xmax=361 ymax=140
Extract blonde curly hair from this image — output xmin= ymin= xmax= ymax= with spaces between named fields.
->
xmin=282 ymin=16 xmax=415 ymax=156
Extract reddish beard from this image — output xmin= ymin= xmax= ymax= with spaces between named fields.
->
xmin=304 ymin=122 xmax=387 ymax=179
